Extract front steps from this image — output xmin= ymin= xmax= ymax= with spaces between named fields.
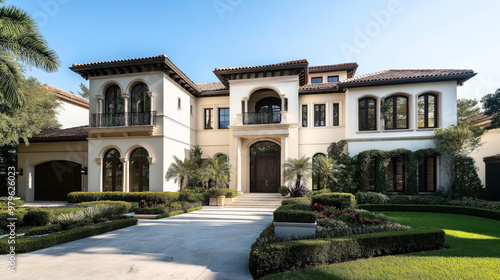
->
xmin=224 ymin=193 xmax=284 ymax=209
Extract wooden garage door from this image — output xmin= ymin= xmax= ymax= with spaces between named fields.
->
xmin=35 ymin=161 xmax=82 ymax=201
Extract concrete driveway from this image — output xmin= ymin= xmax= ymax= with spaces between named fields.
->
xmin=2 ymin=207 xmax=275 ymax=280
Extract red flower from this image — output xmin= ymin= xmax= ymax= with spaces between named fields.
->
xmin=373 ymin=219 xmax=381 ymax=223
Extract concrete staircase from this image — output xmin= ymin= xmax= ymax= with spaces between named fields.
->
xmin=224 ymin=193 xmax=284 ymax=209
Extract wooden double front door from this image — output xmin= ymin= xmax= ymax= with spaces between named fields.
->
xmin=252 ymin=154 xmax=280 ymax=193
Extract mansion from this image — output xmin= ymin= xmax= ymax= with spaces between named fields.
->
xmin=16 ymin=55 xmax=477 ymax=201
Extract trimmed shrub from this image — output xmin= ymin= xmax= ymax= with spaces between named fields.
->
xmin=449 ymin=197 xmax=500 ymax=210
xmin=67 ymin=191 xmax=180 ymax=204
xmin=249 ymin=228 xmax=445 ymax=278
xmin=281 ymin=197 xmax=312 ymax=207
xmin=130 ymin=206 xmax=167 ymax=214
xmin=179 ymin=189 xmax=204 ymax=202
xmin=0 ymin=198 xmax=24 ymax=209
xmin=387 ymin=195 xmax=447 ymax=205
xmin=316 ymin=219 xmax=411 ymax=238
xmin=25 ymin=224 xmax=63 ymax=236
xmin=75 ymin=201 xmax=131 ymax=214
xmin=278 ymin=186 xmax=289 ymax=197
xmin=356 ymin=192 xmax=389 ymax=204
xmin=22 ymin=209 xmax=52 ymax=226
xmin=156 ymin=205 xmax=203 ymax=219
xmin=273 ymin=204 xmax=316 ymax=223
xmin=311 ymin=192 xmax=356 ymax=210
xmin=203 ymin=188 xmax=238 ymax=200
xmin=0 ymin=218 xmax=138 ymax=254
xmin=359 ymin=204 xmax=500 ymax=221
xmin=0 ymin=208 xmax=26 ymax=230
xmin=452 ymin=156 xmax=483 ymax=199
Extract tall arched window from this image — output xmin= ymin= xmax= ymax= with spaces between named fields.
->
xmin=418 ymin=93 xmax=438 ymax=128
xmin=312 ymin=153 xmax=326 ymax=190
xmin=384 ymin=95 xmax=408 ymax=130
xmin=130 ymin=83 xmax=151 ymax=125
xmin=129 ymin=148 xmax=149 ymax=192
xmin=104 ymin=85 xmax=124 ymax=126
xmin=103 ymin=148 xmax=123 ymax=192
xmin=358 ymin=97 xmax=376 ymax=131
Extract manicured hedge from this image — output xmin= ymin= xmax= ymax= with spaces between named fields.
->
xmin=67 ymin=192 xmax=180 ymax=204
xmin=387 ymin=195 xmax=447 ymax=205
xmin=311 ymin=192 xmax=356 ymax=210
xmin=273 ymin=204 xmax=316 ymax=223
xmin=359 ymin=204 xmax=500 ymax=221
xmin=157 ymin=205 xmax=203 ymax=219
xmin=249 ymin=227 xmax=445 ymax=278
xmin=75 ymin=200 xmax=132 ymax=214
xmin=281 ymin=197 xmax=312 ymax=207
xmin=0 ymin=218 xmax=138 ymax=254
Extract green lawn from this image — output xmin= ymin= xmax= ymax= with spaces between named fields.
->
xmin=262 ymin=212 xmax=500 ymax=280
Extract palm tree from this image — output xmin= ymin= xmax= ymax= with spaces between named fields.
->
xmin=313 ymin=155 xmax=344 ymax=190
xmin=0 ymin=3 xmax=60 ymax=106
xmin=205 ymin=156 xmax=231 ymax=188
xmin=165 ymin=156 xmax=193 ymax=191
xmin=283 ymin=156 xmax=312 ymax=189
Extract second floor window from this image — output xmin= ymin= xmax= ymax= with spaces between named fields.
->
xmin=328 ymin=76 xmax=339 ymax=82
xmin=332 ymin=103 xmax=339 ymax=126
xmin=302 ymin=105 xmax=308 ymax=127
xmin=358 ymin=97 xmax=376 ymax=131
xmin=314 ymin=104 xmax=325 ymax=127
xmin=105 ymin=85 xmax=124 ymax=114
xmin=219 ymin=108 xmax=229 ymax=129
xmin=311 ymin=77 xmax=323 ymax=83
xmin=131 ymin=83 xmax=151 ymax=113
xmin=204 ymin=108 xmax=213 ymax=129
xmin=418 ymin=94 xmax=438 ymax=128
xmin=384 ymin=95 xmax=408 ymax=130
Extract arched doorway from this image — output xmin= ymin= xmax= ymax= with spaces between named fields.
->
xmin=35 ymin=160 xmax=82 ymax=201
xmin=250 ymin=141 xmax=281 ymax=193
xmin=129 ymin=147 xmax=150 ymax=192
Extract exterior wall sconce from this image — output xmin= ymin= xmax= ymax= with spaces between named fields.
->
xmin=15 ymin=168 xmax=23 ymax=176
xmin=81 ymin=166 xmax=88 ymax=175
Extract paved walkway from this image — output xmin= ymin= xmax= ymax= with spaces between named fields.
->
xmin=2 ymin=207 xmax=275 ymax=280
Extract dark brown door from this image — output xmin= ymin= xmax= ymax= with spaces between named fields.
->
xmin=253 ymin=155 xmax=280 ymax=193
xmin=35 ymin=161 xmax=82 ymax=201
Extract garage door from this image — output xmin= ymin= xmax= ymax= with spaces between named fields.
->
xmin=35 ymin=161 xmax=82 ymax=201
xmin=485 ymin=161 xmax=500 ymax=201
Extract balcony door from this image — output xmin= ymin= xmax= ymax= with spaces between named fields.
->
xmin=130 ymin=83 xmax=151 ymax=126
xmin=250 ymin=97 xmax=281 ymax=124
xmin=104 ymin=85 xmax=125 ymax=126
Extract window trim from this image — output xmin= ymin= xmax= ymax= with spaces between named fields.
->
xmin=204 ymin=108 xmax=214 ymax=130
xmin=327 ymin=75 xmax=339 ymax=83
xmin=332 ymin=102 xmax=340 ymax=126
xmin=311 ymin=77 xmax=323 ymax=84
xmin=302 ymin=104 xmax=308 ymax=127
xmin=314 ymin=104 xmax=326 ymax=127
xmin=384 ymin=95 xmax=409 ymax=130
xmin=218 ymin=107 xmax=229 ymax=129
xmin=358 ymin=97 xmax=377 ymax=131
xmin=418 ymin=93 xmax=438 ymax=129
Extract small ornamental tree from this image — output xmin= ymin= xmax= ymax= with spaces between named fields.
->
xmin=283 ymin=156 xmax=312 ymax=190
xmin=434 ymin=123 xmax=484 ymax=197
xmin=312 ymin=155 xmax=344 ymax=190
xmin=481 ymin=88 xmax=500 ymax=129
xmin=165 ymin=156 xmax=193 ymax=191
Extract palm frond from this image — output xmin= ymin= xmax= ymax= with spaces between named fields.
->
xmin=8 ymin=30 xmax=60 ymax=72
xmin=0 ymin=6 xmax=34 ymax=37
xmin=0 ymin=51 xmax=23 ymax=106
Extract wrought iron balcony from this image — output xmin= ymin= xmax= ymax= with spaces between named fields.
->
xmin=243 ymin=111 xmax=281 ymax=125
xmin=90 ymin=111 xmax=157 ymax=127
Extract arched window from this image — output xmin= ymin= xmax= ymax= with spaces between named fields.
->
xmin=418 ymin=93 xmax=438 ymax=128
xmin=255 ymin=97 xmax=281 ymax=124
xmin=312 ymin=153 xmax=326 ymax=190
xmin=103 ymin=148 xmax=122 ymax=192
xmin=104 ymin=85 xmax=125 ymax=126
xmin=129 ymin=148 xmax=149 ymax=192
xmin=384 ymin=95 xmax=408 ymax=130
xmin=358 ymin=97 xmax=376 ymax=131
xmin=130 ymin=83 xmax=151 ymax=125
xmin=215 ymin=153 xmax=228 ymax=162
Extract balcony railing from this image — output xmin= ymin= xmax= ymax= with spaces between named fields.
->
xmin=243 ymin=111 xmax=281 ymax=125
xmin=90 ymin=111 xmax=157 ymax=127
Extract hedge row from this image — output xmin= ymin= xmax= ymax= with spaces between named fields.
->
xmin=311 ymin=192 xmax=356 ymax=210
xmin=273 ymin=204 xmax=316 ymax=223
xmin=281 ymin=197 xmax=312 ymax=207
xmin=157 ymin=206 xmax=203 ymax=219
xmin=75 ymin=201 xmax=132 ymax=214
xmin=249 ymin=227 xmax=445 ymax=278
xmin=67 ymin=192 xmax=180 ymax=204
xmin=359 ymin=204 xmax=500 ymax=221
xmin=0 ymin=218 xmax=138 ymax=254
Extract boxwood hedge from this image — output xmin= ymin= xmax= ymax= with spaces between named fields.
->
xmin=75 ymin=200 xmax=132 ymax=214
xmin=311 ymin=192 xmax=356 ymax=210
xmin=273 ymin=204 xmax=316 ymax=223
xmin=281 ymin=197 xmax=312 ymax=207
xmin=249 ymin=227 xmax=445 ymax=278
xmin=67 ymin=192 xmax=180 ymax=204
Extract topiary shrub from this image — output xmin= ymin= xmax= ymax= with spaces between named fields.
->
xmin=356 ymin=192 xmax=389 ymax=204
xmin=311 ymin=192 xmax=356 ymax=210
xmin=67 ymin=191 xmax=180 ymax=204
xmin=25 ymin=224 xmax=63 ymax=236
xmin=281 ymin=197 xmax=312 ymax=207
xmin=179 ymin=189 xmax=204 ymax=202
xmin=22 ymin=209 xmax=52 ymax=226
xmin=273 ymin=204 xmax=316 ymax=223
xmin=452 ymin=156 xmax=483 ymax=199
xmin=449 ymin=197 xmax=500 ymax=210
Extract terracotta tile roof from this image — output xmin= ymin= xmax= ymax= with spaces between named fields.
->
xmin=71 ymin=54 xmax=168 ymax=67
xmin=340 ymin=69 xmax=476 ymax=87
xmin=42 ymin=84 xmax=89 ymax=108
xmin=309 ymin=62 xmax=358 ymax=71
xmin=196 ymin=82 xmax=227 ymax=92
xmin=28 ymin=126 xmax=89 ymax=142
xmin=299 ymin=82 xmax=342 ymax=93
xmin=214 ymin=59 xmax=308 ymax=72
xmin=469 ymin=112 xmax=493 ymax=128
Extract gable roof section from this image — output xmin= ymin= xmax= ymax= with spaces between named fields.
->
xmin=42 ymin=84 xmax=89 ymax=109
xmin=340 ymin=69 xmax=476 ymax=88
xmin=309 ymin=62 xmax=358 ymax=78
xmin=195 ymin=82 xmax=229 ymax=97
xmin=26 ymin=126 xmax=89 ymax=143
xmin=213 ymin=59 xmax=309 ymax=88
xmin=70 ymin=54 xmax=200 ymax=96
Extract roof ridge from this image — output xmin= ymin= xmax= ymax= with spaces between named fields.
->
xmin=72 ymin=54 xmax=167 ymax=67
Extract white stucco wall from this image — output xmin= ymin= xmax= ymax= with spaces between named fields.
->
xmin=56 ymin=101 xmax=89 ymax=128
xmin=469 ymin=128 xmax=500 ymax=185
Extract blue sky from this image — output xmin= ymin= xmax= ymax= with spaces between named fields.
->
xmin=10 ymin=0 xmax=500 ymax=101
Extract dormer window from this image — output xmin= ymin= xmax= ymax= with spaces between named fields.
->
xmin=311 ymin=77 xmax=323 ymax=83
xmin=328 ymin=76 xmax=339 ymax=82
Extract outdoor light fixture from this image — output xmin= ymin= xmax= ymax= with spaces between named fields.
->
xmin=81 ymin=166 xmax=88 ymax=175
xmin=15 ymin=168 xmax=23 ymax=176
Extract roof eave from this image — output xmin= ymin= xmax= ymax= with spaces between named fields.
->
xmin=340 ymin=73 xmax=477 ymax=88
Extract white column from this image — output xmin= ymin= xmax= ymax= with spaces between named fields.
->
xmin=281 ymin=136 xmax=288 ymax=187
xmin=236 ymin=137 xmax=242 ymax=193
xmin=96 ymin=95 xmax=104 ymax=127
xmin=147 ymin=91 xmax=156 ymax=125
xmin=121 ymin=93 xmax=130 ymax=126
xmin=243 ymin=97 xmax=248 ymax=113
xmin=120 ymin=158 xmax=128 ymax=192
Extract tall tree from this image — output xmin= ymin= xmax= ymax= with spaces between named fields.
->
xmin=481 ymin=88 xmax=500 ymax=128
xmin=283 ymin=156 xmax=312 ymax=189
xmin=0 ymin=2 xmax=60 ymax=106
xmin=457 ymin=98 xmax=480 ymax=123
